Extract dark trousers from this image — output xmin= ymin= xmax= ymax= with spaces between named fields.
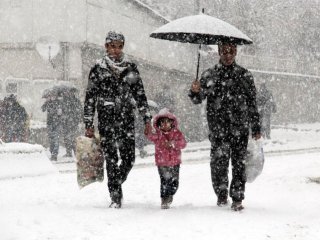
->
xmin=158 ymin=165 xmax=180 ymax=198
xmin=101 ymin=136 xmax=135 ymax=201
xmin=47 ymin=124 xmax=61 ymax=157
xmin=63 ymin=126 xmax=77 ymax=154
xmin=210 ymin=132 xmax=248 ymax=202
xmin=260 ymin=112 xmax=271 ymax=139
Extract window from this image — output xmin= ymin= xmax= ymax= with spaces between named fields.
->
xmin=6 ymin=83 xmax=18 ymax=94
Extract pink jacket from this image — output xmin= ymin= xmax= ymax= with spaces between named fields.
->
xmin=146 ymin=109 xmax=187 ymax=167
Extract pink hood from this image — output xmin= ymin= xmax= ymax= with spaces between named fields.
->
xmin=152 ymin=108 xmax=179 ymax=131
xmin=146 ymin=108 xmax=187 ymax=167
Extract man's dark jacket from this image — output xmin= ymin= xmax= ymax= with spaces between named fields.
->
xmin=84 ymin=57 xmax=151 ymax=139
xmin=41 ymin=99 xmax=62 ymax=127
xmin=62 ymin=95 xmax=82 ymax=131
xmin=189 ymin=62 xmax=260 ymax=138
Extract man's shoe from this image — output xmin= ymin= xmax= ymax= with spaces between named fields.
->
xmin=217 ymin=195 xmax=228 ymax=207
xmin=109 ymin=195 xmax=122 ymax=209
xmin=50 ymin=155 xmax=57 ymax=161
xmin=109 ymin=201 xmax=121 ymax=209
xmin=167 ymin=195 xmax=173 ymax=205
xmin=63 ymin=153 xmax=73 ymax=158
xmin=231 ymin=201 xmax=244 ymax=211
xmin=109 ymin=198 xmax=122 ymax=209
xmin=161 ymin=197 xmax=171 ymax=209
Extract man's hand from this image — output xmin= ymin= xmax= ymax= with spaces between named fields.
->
xmin=85 ymin=128 xmax=95 ymax=138
xmin=252 ymin=133 xmax=262 ymax=140
xmin=191 ymin=80 xmax=201 ymax=93
xmin=144 ymin=122 xmax=152 ymax=136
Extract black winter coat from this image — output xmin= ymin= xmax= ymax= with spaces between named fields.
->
xmin=62 ymin=95 xmax=82 ymax=130
xmin=84 ymin=56 xmax=151 ymax=139
xmin=189 ymin=62 xmax=260 ymax=137
xmin=257 ymin=86 xmax=276 ymax=116
xmin=3 ymin=101 xmax=28 ymax=136
xmin=41 ymin=98 xmax=62 ymax=127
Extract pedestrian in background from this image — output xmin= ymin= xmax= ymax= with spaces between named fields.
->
xmin=2 ymin=94 xmax=29 ymax=142
xmin=154 ymin=84 xmax=176 ymax=112
xmin=61 ymin=89 xmax=82 ymax=157
xmin=257 ymin=83 xmax=276 ymax=139
xmin=42 ymin=92 xmax=63 ymax=161
xmin=0 ymin=99 xmax=6 ymax=140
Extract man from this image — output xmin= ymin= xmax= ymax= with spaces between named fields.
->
xmin=154 ymin=84 xmax=175 ymax=112
xmin=61 ymin=89 xmax=82 ymax=157
xmin=0 ymin=100 xmax=6 ymax=140
xmin=189 ymin=42 xmax=261 ymax=211
xmin=3 ymin=94 xmax=29 ymax=142
xmin=84 ymin=31 xmax=151 ymax=208
xmin=42 ymin=92 xmax=63 ymax=161
xmin=257 ymin=83 xmax=276 ymax=139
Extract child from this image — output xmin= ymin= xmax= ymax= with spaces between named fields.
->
xmin=144 ymin=108 xmax=187 ymax=209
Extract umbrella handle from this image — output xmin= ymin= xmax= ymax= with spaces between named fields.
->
xmin=196 ymin=44 xmax=202 ymax=80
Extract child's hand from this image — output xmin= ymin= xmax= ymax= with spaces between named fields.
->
xmin=85 ymin=128 xmax=95 ymax=138
xmin=144 ymin=122 xmax=152 ymax=135
xmin=164 ymin=140 xmax=174 ymax=149
xmin=159 ymin=141 xmax=170 ymax=149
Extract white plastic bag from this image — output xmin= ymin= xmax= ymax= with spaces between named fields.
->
xmin=245 ymin=137 xmax=264 ymax=183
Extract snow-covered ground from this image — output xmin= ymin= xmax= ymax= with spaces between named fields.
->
xmin=1 ymin=123 xmax=320 ymax=240
xmin=55 ymin=123 xmax=320 ymax=173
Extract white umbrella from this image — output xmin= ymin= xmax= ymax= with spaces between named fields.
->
xmin=150 ymin=14 xmax=252 ymax=45
xmin=150 ymin=13 xmax=253 ymax=78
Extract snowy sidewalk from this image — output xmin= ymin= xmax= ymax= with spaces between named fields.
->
xmin=54 ymin=123 xmax=320 ymax=172
xmin=1 ymin=148 xmax=320 ymax=240
xmin=1 ymin=123 xmax=320 ymax=240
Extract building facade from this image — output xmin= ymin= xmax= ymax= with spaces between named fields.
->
xmin=1 ymin=0 xmax=319 ymax=143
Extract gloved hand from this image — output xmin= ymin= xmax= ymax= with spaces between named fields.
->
xmin=85 ymin=128 xmax=95 ymax=138
xmin=190 ymin=80 xmax=201 ymax=93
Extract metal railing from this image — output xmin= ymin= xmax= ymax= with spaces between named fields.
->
xmin=237 ymin=54 xmax=320 ymax=77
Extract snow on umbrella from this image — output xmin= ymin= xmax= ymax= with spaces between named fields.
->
xmin=150 ymin=14 xmax=252 ymax=45
xmin=54 ymin=85 xmax=78 ymax=94
xmin=42 ymin=85 xmax=78 ymax=98
xmin=150 ymin=13 xmax=253 ymax=79
xmin=42 ymin=88 xmax=59 ymax=98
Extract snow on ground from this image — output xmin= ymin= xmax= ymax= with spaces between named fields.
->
xmin=0 ymin=143 xmax=56 ymax=179
xmin=1 ymin=123 xmax=320 ymax=240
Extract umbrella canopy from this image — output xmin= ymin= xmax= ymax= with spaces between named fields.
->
xmin=150 ymin=14 xmax=252 ymax=45
xmin=42 ymin=88 xmax=59 ymax=98
xmin=150 ymin=13 xmax=253 ymax=79
xmin=42 ymin=85 xmax=78 ymax=98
